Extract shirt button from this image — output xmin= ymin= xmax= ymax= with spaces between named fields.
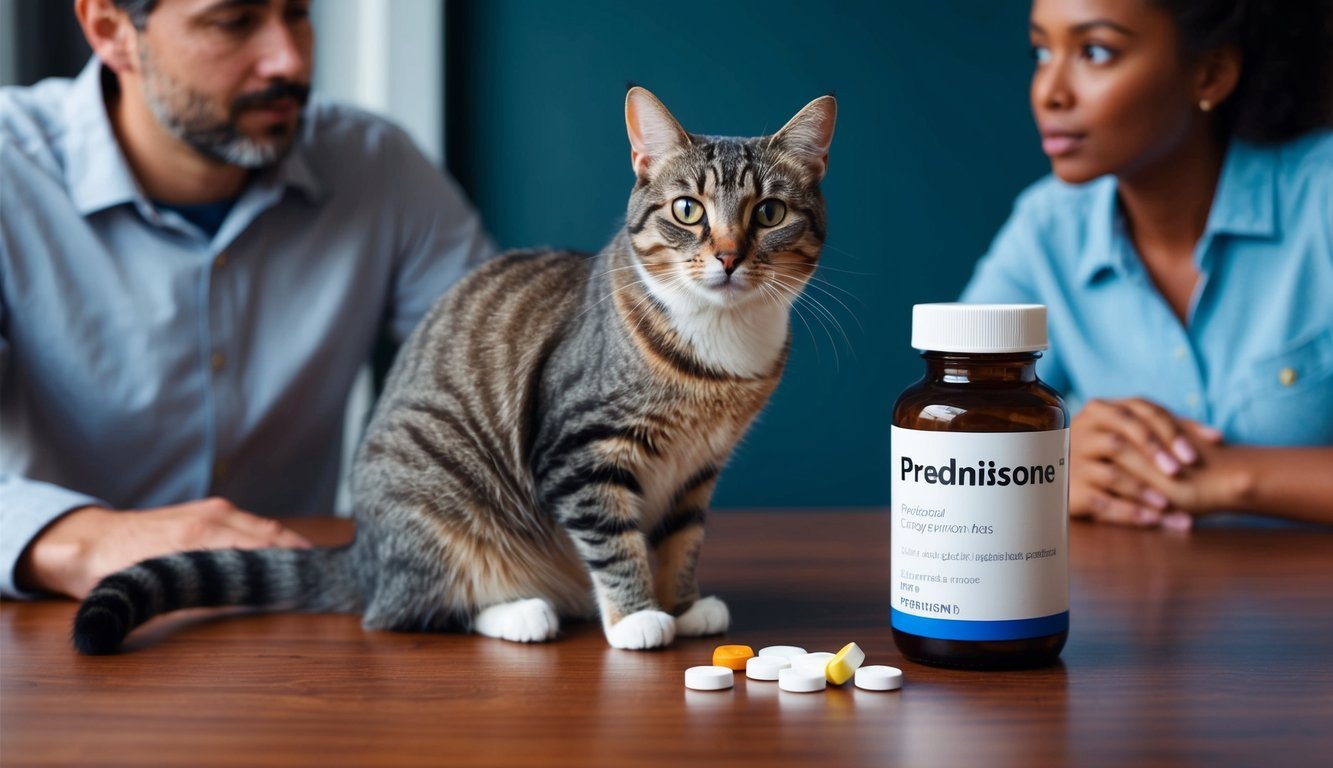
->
xmin=1279 ymin=367 xmax=1297 ymax=386
xmin=1185 ymin=392 xmax=1201 ymax=408
xmin=1173 ymin=345 xmax=1188 ymax=361
xmin=214 ymin=251 xmax=228 ymax=269
xmin=211 ymin=352 xmax=226 ymax=371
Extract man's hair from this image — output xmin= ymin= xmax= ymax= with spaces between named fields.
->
xmin=112 ymin=0 xmax=156 ymax=30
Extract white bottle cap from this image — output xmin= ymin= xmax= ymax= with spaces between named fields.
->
xmin=684 ymin=665 xmax=735 ymax=691
xmin=911 ymin=303 xmax=1048 ymax=353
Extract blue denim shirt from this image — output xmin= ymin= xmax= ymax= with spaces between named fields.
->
xmin=0 ymin=60 xmax=497 ymax=596
xmin=962 ymin=132 xmax=1333 ymax=448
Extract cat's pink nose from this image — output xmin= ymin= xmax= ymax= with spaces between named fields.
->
xmin=716 ymin=252 xmax=740 ymax=275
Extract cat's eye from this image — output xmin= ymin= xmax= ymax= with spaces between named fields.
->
xmin=672 ymin=197 xmax=705 ymax=225
xmin=753 ymin=199 xmax=787 ymax=228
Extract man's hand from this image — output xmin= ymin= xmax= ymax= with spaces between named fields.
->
xmin=16 ymin=498 xmax=313 ymax=599
xmin=1069 ymin=397 xmax=1224 ymax=528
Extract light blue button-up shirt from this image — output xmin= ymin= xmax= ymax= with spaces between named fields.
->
xmin=962 ymin=131 xmax=1333 ymax=446
xmin=0 ymin=61 xmax=496 ymax=596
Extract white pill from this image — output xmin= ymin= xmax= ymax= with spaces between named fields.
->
xmin=745 ymin=655 xmax=791 ymax=681
xmin=684 ymin=665 xmax=734 ymax=691
xmin=789 ymin=652 xmax=835 ymax=676
xmin=757 ymin=645 xmax=807 ymax=659
xmin=854 ymin=665 xmax=904 ymax=691
xmin=778 ymin=667 xmax=827 ymax=693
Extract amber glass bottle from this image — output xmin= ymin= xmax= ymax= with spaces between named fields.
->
xmin=890 ymin=304 xmax=1069 ymax=669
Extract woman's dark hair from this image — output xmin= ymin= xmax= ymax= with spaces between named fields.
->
xmin=1154 ymin=0 xmax=1333 ymax=143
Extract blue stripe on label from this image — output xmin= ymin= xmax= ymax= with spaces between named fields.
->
xmin=891 ymin=609 xmax=1069 ymax=641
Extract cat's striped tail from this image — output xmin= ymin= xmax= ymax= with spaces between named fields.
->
xmin=72 ymin=546 xmax=358 ymax=655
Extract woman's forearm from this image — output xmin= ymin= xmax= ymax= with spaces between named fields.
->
xmin=1217 ymin=446 xmax=1333 ymax=524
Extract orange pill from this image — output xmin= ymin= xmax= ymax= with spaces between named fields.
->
xmin=711 ymin=644 xmax=755 ymax=670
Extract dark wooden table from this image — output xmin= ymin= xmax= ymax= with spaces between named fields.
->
xmin=3 ymin=511 xmax=1331 ymax=767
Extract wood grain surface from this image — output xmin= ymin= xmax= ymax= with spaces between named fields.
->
xmin=3 ymin=512 xmax=1331 ymax=767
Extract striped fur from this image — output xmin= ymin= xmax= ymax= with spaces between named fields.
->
xmin=72 ymin=88 xmax=836 ymax=654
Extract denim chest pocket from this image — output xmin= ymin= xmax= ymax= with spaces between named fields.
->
xmin=1228 ymin=328 xmax=1333 ymax=446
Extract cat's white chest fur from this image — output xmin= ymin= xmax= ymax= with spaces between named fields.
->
xmin=637 ymin=263 xmax=791 ymax=379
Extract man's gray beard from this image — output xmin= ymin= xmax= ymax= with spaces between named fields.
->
xmin=140 ymin=64 xmax=296 ymax=169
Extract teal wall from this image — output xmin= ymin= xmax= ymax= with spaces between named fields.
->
xmin=447 ymin=0 xmax=1049 ymax=508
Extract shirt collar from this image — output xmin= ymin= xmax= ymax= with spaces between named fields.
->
xmin=267 ymin=134 xmax=324 ymax=203
xmin=1077 ymin=139 xmax=1278 ymax=286
xmin=1076 ymin=177 xmax=1124 ymax=285
xmin=1202 ymin=139 xmax=1277 ymax=240
xmin=62 ymin=59 xmax=143 ymax=216
xmin=60 ymin=58 xmax=326 ymax=216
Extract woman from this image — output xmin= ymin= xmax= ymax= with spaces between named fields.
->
xmin=961 ymin=0 xmax=1333 ymax=528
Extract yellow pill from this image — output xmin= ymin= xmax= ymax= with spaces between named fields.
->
xmin=825 ymin=642 xmax=866 ymax=685
xmin=712 ymin=644 xmax=755 ymax=670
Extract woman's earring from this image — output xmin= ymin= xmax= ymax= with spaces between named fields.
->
xmin=1199 ymin=99 xmax=1213 ymax=112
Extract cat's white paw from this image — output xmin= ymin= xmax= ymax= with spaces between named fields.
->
xmin=675 ymin=596 xmax=730 ymax=637
xmin=474 ymin=598 xmax=560 ymax=643
xmin=606 ymin=610 xmax=676 ymax=650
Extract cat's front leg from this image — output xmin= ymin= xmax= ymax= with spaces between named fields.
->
xmin=649 ymin=473 xmax=729 ymax=637
xmin=543 ymin=468 xmax=674 ymax=650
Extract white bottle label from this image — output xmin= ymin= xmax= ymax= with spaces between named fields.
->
xmin=890 ymin=425 xmax=1070 ymax=641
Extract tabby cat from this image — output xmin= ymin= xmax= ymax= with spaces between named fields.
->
xmin=73 ymin=87 xmax=837 ymax=654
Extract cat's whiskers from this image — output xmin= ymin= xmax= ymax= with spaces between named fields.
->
xmin=762 ymin=273 xmax=821 ymax=344
xmin=622 ymin=266 xmax=786 ymax=369
xmin=577 ymin=258 xmax=678 ymax=324
xmin=768 ymin=272 xmax=854 ymax=366
xmin=758 ymin=282 xmax=799 ymax=319
xmin=785 ymin=293 xmax=825 ymax=363
xmin=755 ymin=275 xmax=833 ymax=368
xmin=612 ymin=272 xmax=670 ymax=337
xmin=598 ymin=256 xmax=693 ymax=277
xmin=621 ymin=270 xmax=692 ymax=336
xmin=770 ymin=266 xmax=866 ymax=335
xmin=771 ymin=263 xmax=867 ymax=304
xmin=758 ymin=280 xmax=828 ymax=366
xmin=794 ymin=297 xmax=843 ymax=370
xmin=575 ymin=255 xmax=695 ymax=326
xmin=809 ymin=241 xmax=872 ymax=268
xmin=773 ymin=272 xmax=847 ymax=344
xmin=575 ymin=276 xmax=650 ymax=325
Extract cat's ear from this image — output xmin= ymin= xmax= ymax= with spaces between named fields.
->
xmin=771 ymin=95 xmax=837 ymax=181
xmin=625 ymin=87 xmax=690 ymax=180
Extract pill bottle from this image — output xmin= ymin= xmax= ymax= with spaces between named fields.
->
xmin=890 ymin=303 xmax=1069 ymax=669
